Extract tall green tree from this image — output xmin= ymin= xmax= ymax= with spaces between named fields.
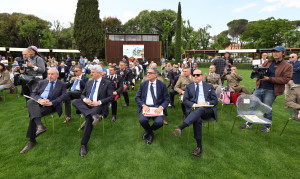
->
xmin=174 ymin=2 xmax=182 ymax=61
xmin=227 ymin=19 xmax=248 ymax=47
xmin=74 ymin=0 xmax=104 ymax=58
xmin=102 ymin=17 xmax=122 ymax=33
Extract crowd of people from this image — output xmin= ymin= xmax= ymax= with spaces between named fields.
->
xmin=0 ymin=45 xmax=299 ymax=158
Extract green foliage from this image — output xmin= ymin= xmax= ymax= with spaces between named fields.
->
xmin=283 ymin=30 xmax=300 ymax=48
xmin=74 ymin=0 xmax=104 ymax=59
xmin=39 ymin=29 xmax=56 ymax=49
xmin=102 ymin=17 xmax=122 ymax=33
xmin=175 ymin=2 xmax=182 ymax=61
xmin=241 ymin=17 xmax=296 ymax=48
xmin=227 ymin=19 xmax=248 ymax=45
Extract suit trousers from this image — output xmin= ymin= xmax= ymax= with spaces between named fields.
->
xmin=26 ymin=99 xmax=56 ymax=139
xmin=112 ymin=100 xmax=117 ymax=116
xmin=184 ymin=107 xmax=214 ymax=140
xmin=81 ymin=115 xmax=94 ymax=145
xmin=72 ymin=99 xmax=104 ymax=117
xmin=139 ymin=114 xmax=164 ymax=134
xmin=65 ymin=91 xmax=81 ymax=117
xmin=123 ymin=92 xmax=129 ymax=104
xmin=169 ymin=89 xmax=178 ymax=106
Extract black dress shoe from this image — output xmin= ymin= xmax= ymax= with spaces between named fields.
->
xmin=142 ymin=132 xmax=149 ymax=140
xmin=36 ymin=125 xmax=48 ymax=137
xmin=20 ymin=141 xmax=36 ymax=154
xmin=111 ymin=115 xmax=117 ymax=122
xmin=192 ymin=147 xmax=202 ymax=156
xmin=92 ymin=114 xmax=103 ymax=126
xmin=122 ymin=103 xmax=129 ymax=108
xmin=79 ymin=145 xmax=87 ymax=157
xmin=76 ymin=110 xmax=81 ymax=114
xmin=146 ymin=133 xmax=154 ymax=145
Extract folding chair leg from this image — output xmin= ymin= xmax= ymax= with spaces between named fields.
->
xmin=231 ymin=116 xmax=238 ymax=133
xmin=102 ymin=118 xmax=105 ymax=138
xmin=162 ymin=124 xmax=165 ymax=142
xmin=138 ymin=124 xmax=141 ymax=140
xmin=213 ymin=122 xmax=215 ymax=145
xmin=271 ymin=124 xmax=273 ymax=149
xmin=256 ymin=124 xmax=259 ymax=134
xmin=51 ymin=115 xmax=54 ymax=136
xmin=220 ymin=104 xmax=224 ymax=120
xmin=187 ymin=126 xmax=191 ymax=144
xmin=280 ymin=119 xmax=291 ymax=136
xmin=244 ymin=128 xmax=247 ymax=146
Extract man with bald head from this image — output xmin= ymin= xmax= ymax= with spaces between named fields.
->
xmin=203 ymin=65 xmax=222 ymax=90
xmin=20 ymin=68 xmax=66 ymax=154
xmin=172 ymin=69 xmax=218 ymax=156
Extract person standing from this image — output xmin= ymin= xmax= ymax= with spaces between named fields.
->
xmin=240 ymin=46 xmax=293 ymax=133
xmin=212 ymin=53 xmax=226 ymax=76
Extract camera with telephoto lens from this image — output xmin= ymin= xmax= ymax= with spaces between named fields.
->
xmin=15 ymin=57 xmax=28 ymax=70
xmin=250 ymin=60 xmax=270 ymax=79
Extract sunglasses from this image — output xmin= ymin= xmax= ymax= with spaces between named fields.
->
xmin=289 ymin=56 xmax=295 ymax=58
xmin=193 ymin=74 xmax=202 ymax=77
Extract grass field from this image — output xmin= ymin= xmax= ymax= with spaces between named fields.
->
xmin=0 ymin=67 xmax=299 ymax=178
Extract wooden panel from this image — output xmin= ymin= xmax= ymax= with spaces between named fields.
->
xmin=105 ymin=40 xmax=161 ymax=64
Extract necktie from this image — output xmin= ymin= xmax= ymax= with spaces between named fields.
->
xmin=89 ymin=80 xmax=98 ymax=101
xmin=71 ymin=79 xmax=79 ymax=91
xmin=150 ymin=83 xmax=158 ymax=106
xmin=48 ymin=82 xmax=55 ymax=101
xmin=193 ymin=83 xmax=199 ymax=103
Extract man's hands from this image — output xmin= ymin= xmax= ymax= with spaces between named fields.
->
xmin=27 ymin=62 xmax=34 ymax=68
xmin=113 ymin=91 xmax=117 ymax=95
xmin=143 ymin=105 xmax=150 ymax=113
xmin=143 ymin=105 xmax=163 ymax=115
xmin=39 ymin=99 xmax=53 ymax=106
xmin=261 ymin=76 xmax=270 ymax=81
xmin=14 ymin=66 xmax=25 ymax=73
xmin=71 ymin=77 xmax=81 ymax=82
xmin=85 ymin=98 xmax=101 ymax=107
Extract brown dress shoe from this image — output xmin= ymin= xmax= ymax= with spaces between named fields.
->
xmin=20 ymin=141 xmax=36 ymax=154
xmin=192 ymin=147 xmax=202 ymax=156
xmin=63 ymin=117 xmax=71 ymax=124
xmin=172 ymin=128 xmax=182 ymax=137
xmin=163 ymin=119 xmax=168 ymax=125
xmin=36 ymin=125 xmax=48 ymax=137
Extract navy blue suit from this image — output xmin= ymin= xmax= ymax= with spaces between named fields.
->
xmin=183 ymin=82 xmax=218 ymax=140
xmin=135 ymin=80 xmax=169 ymax=133
xmin=289 ymin=60 xmax=300 ymax=84
xmin=26 ymin=79 xmax=66 ymax=139
xmin=72 ymin=78 xmax=114 ymax=145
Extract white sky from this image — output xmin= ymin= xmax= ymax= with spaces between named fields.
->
xmin=1 ymin=0 xmax=300 ymax=36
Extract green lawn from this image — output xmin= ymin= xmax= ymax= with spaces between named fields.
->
xmin=0 ymin=68 xmax=299 ymax=178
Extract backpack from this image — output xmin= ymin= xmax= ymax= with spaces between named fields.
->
xmin=219 ymin=87 xmax=231 ymax=104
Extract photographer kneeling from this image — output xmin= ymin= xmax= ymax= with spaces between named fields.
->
xmin=240 ymin=46 xmax=293 ymax=133
xmin=17 ymin=46 xmax=45 ymax=93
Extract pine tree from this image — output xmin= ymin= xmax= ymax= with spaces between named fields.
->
xmin=175 ymin=2 xmax=182 ymax=61
xmin=74 ymin=0 xmax=104 ymax=59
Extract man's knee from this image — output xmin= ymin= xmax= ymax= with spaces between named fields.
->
xmin=139 ymin=116 xmax=148 ymax=124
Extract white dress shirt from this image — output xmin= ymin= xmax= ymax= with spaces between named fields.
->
xmin=146 ymin=80 xmax=157 ymax=106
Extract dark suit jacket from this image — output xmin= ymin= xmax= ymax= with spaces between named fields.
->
xmin=66 ymin=75 xmax=89 ymax=91
xmin=183 ymin=81 xmax=218 ymax=121
xmin=81 ymin=78 xmax=114 ymax=116
xmin=31 ymin=79 xmax=66 ymax=116
xmin=289 ymin=60 xmax=300 ymax=84
xmin=105 ymin=75 xmax=123 ymax=95
xmin=135 ymin=79 xmax=169 ymax=116
xmin=57 ymin=65 xmax=70 ymax=74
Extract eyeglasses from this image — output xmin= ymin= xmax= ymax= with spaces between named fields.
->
xmin=193 ymin=74 xmax=202 ymax=77
xmin=74 ymin=70 xmax=80 ymax=72
xmin=289 ymin=56 xmax=295 ymax=58
xmin=147 ymin=72 xmax=154 ymax=75
xmin=174 ymin=67 xmax=179 ymax=68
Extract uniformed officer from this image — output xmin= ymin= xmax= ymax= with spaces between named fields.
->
xmin=203 ymin=65 xmax=222 ymax=90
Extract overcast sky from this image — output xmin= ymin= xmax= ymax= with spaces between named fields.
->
xmin=1 ymin=0 xmax=300 ymax=36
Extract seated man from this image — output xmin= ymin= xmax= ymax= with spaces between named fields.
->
xmin=20 ymin=68 xmax=66 ymax=154
xmin=135 ymin=67 xmax=169 ymax=145
xmin=172 ymin=69 xmax=218 ymax=156
xmin=203 ymin=65 xmax=222 ymax=90
xmin=72 ymin=65 xmax=114 ymax=157
xmin=221 ymin=66 xmax=251 ymax=94
xmin=105 ymin=66 xmax=123 ymax=122
xmin=286 ymin=85 xmax=300 ymax=119
xmin=57 ymin=61 xmax=69 ymax=82
xmin=174 ymin=67 xmax=193 ymax=120
xmin=63 ymin=65 xmax=89 ymax=124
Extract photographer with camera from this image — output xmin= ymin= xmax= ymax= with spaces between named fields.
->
xmin=240 ymin=46 xmax=293 ymax=133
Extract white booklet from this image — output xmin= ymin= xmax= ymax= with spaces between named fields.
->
xmin=143 ymin=107 xmax=163 ymax=117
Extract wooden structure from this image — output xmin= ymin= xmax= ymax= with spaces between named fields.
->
xmin=105 ymin=33 xmax=161 ymax=64
xmin=185 ymin=48 xmax=300 ymax=60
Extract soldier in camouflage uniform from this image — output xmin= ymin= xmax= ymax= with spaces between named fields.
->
xmin=203 ymin=65 xmax=221 ymax=90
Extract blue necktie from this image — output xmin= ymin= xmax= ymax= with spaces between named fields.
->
xmin=71 ymin=79 xmax=79 ymax=91
xmin=150 ymin=83 xmax=158 ymax=107
xmin=89 ymin=80 xmax=98 ymax=101
xmin=193 ymin=83 xmax=199 ymax=103
xmin=48 ymin=82 xmax=55 ymax=101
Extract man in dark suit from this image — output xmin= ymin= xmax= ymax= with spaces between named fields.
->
xmin=117 ymin=61 xmax=133 ymax=108
xmin=62 ymin=65 xmax=89 ymax=124
xmin=135 ymin=67 xmax=169 ymax=145
xmin=172 ymin=69 xmax=218 ymax=156
xmin=141 ymin=56 xmax=148 ymax=75
xmin=66 ymin=55 xmax=72 ymax=68
xmin=72 ymin=65 xmax=114 ymax=157
xmin=20 ymin=68 xmax=66 ymax=154
xmin=57 ymin=61 xmax=69 ymax=82
xmin=106 ymin=66 xmax=123 ymax=122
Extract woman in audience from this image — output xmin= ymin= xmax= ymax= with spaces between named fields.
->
xmin=0 ymin=63 xmax=12 ymax=92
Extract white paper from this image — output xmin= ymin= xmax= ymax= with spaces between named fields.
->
xmin=244 ymin=99 xmax=250 ymax=104
xmin=143 ymin=107 xmax=163 ymax=116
